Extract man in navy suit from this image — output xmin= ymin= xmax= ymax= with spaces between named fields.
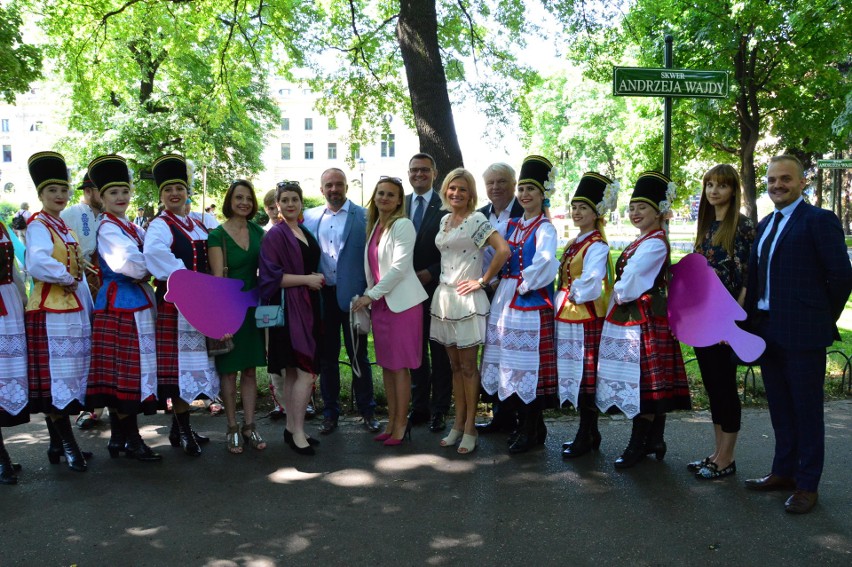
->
xmin=303 ymin=168 xmax=378 ymax=434
xmin=405 ymin=153 xmax=451 ymax=432
xmin=476 ymin=162 xmax=524 ymax=434
xmin=743 ymin=155 xmax=852 ymax=514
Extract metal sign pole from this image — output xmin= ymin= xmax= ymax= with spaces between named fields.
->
xmin=663 ymin=35 xmax=673 ymax=178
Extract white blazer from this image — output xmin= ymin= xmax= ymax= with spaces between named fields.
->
xmin=364 ymin=217 xmax=428 ymax=313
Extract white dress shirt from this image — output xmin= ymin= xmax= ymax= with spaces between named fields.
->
xmin=317 ymin=199 xmax=351 ymax=286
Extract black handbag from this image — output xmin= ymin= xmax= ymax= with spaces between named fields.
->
xmin=207 ymin=232 xmax=236 ymax=356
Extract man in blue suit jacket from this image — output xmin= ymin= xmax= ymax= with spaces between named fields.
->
xmin=743 ymin=155 xmax=852 ymax=514
xmin=303 ymin=168 xmax=378 ymax=434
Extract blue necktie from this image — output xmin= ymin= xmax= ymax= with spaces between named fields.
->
xmin=412 ymin=195 xmax=426 ymax=233
xmin=757 ymin=211 xmax=783 ymax=301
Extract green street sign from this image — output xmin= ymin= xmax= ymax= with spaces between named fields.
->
xmin=613 ymin=67 xmax=729 ymax=98
xmin=817 ymin=159 xmax=852 ymax=169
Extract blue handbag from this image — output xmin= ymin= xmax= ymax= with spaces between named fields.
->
xmin=256 ymin=290 xmax=285 ymax=328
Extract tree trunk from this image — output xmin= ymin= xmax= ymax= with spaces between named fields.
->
xmin=734 ymin=38 xmax=760 ymax=223
xmin=396 ymin=0 xmax=463 ymax=182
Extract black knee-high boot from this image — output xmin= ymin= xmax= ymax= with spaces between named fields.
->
xmin=121 ymin=414 xmax=162 ymax=462
xmin=107 ymin=410 xmax=127 ymax=458
xmin=508 ymin=401 xmax=543 ymax=454
xmin=562 ymin=408 xmax=601 ymax=459
xmin=614 ymin=416 xmax=652 ymax=469
xmin=173 ymin=411 xmax=201 ymax=456
xmin=644 ymin=414 xmax=667 ymax=461
xmin=0 ymin=429 xmax=18 ymax=485
xmin=51 ymin=415 xmax=88 ymax=472
xmin=169 ymin=413 xmax=209 ymax=447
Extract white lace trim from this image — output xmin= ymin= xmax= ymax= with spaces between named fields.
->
xmin=595 ymin=322 xmax=641 ymax=418
xmin=556 ymin=321 xmax=584 ymax=407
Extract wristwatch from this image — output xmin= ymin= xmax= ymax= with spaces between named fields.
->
xmin=477 ymin=277 xmax=487 ymax=289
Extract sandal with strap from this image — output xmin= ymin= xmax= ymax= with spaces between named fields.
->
xmin=242 ymin=422 xmax=267 ymax=451
xmin=226 ymin=424 xmax=243 ymax=454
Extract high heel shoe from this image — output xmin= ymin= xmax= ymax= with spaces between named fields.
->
xmin=120 ymin=414 xmax=162 ymax=462
xmin=52 ymin=415 xmax=88 ymax=472
xmin=384 ymin=422 xmax=412 ymax=446
xmin=241 ymin=422 xmax=266 ymax=451
xmin=457 ymin=433 xmax=478 ymax=455
xmin=284 ymin=429 xmax=320 ymax=447
xmin=373 ymin=432 xmax=393 ymax=442
xmin=173 ymin=412 xmax=201 ymax=457
xmin=287 ymin=432 xmax=316 ymax=456
xmin=440 ymin=429 xmax=463 ymax=447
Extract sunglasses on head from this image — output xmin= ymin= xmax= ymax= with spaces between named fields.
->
xmin=276 ymin=180 xmax=301 ymax=189
xmin=379 ymin=175 xmax=403 ymax=185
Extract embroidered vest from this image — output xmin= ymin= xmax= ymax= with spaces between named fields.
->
xmin=606 ymin=229 xmax=670 ymax=326
xmin=502 ymin=215 xmax=554 ymax=311
xmin=95 ymin=217 xmax=153 ymax=313
xmin=154 ymin=216 xmax=209 ymax=304
xmin=26 ymin=219 xmax=84 ymax=313
xmin=555 ymin=231 xmax=608 ymax=323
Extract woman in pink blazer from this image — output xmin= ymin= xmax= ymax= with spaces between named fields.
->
xmin=353 ymin=177 xmax=427 ymax=446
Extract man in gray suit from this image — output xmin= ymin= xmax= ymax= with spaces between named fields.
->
xmin=303 ymin=168 xmax=378 ymax=434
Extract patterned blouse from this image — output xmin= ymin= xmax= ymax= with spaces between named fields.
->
xmin=694 ymin=214 xmax=756 ymax=299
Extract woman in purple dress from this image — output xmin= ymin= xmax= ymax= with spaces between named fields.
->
xmin=258 ymin=181 xmax=324 ymax=456
xmin=353 ymin=177 xmax=427 ymax=446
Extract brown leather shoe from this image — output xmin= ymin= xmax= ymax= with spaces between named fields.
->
xmin=744 ymin=473 xmax=796 ymax=492
xmin=785 ymin=490 xmax=818 ymax=514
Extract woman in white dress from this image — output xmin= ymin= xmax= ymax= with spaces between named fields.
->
xmin=25 ymin=151 xmax=93 ymax=473
xmin=481 ymin=155 xmax=560 ymax=454
xmin=430 ymin=168 xmax=509 ymax=455
xmin=0 ymin=218 xmax=28 ymax=484
xmin=144 ymin=154 xmax=218 ymax=456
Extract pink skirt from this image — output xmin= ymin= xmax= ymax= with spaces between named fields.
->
xmin=372 ymin=299 xmax=423 ymax=371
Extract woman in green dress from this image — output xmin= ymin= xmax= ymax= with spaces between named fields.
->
xmin=208 ymin=180 xmax=268 ymax=454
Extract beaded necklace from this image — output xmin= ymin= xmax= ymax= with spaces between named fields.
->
xmin=103 ymin=212 xmax=143 ymax=247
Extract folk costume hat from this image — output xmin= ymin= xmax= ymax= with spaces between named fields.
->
xmin=88 ymin=154 xmax=131 ymax=194
xmin=518 ymin=155 xmax=557 ymax=200
xmin=572 ymin=172 xmax=619 ymax=216
xmin=28 ymin=151 xmax=70 ymax=194
xmin=152 ymin=154 xmax=189 ymax=193
xmin=630 ymin=171 xmax=676 ymax=215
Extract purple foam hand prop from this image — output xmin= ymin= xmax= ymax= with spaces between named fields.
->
xmin=165 ymin=270 xmax=259 ymax=339
xmin=668 ymin=253 xmax=765 ymax=363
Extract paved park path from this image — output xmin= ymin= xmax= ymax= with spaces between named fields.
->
xmin=2 ymin=401 xmax=850 ymax=566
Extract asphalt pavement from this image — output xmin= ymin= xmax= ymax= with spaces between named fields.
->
xmin=1 ymin=401 xmax=850 ymax=566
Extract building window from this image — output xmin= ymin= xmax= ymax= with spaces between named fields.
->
xmin=2 ymin=145 xmax=11 ymax=162
xmin=328 ymin=117 xmax=337 ymax=130
xmin=305 ymin=143 xmax=314 ymax=160
xmin=328 ymin=143 xmax=337 ymax=160
xmin=280 ymin=143 xmax=290 ymax=160
xmin=29 ymin=121 xmax=43 ymax=132
xmin=381 ymin=134 xmax=396 ymax=158
xmin=1 ymin=119 xmax=8 ymax=132
xmin=304 ymin=117 xmax=313 ymax=131
xmin=281 ymin=118 xmax=289 ymax=131
xmin=303 ymin=88 xmax=311 ymax=95
xmin=278 ymin=88 xmax=291 ymax=96
xmin=351 ymin=144 xmax=361 ymax=160
xmin=3 ymin=183 xmax=13 ymax=193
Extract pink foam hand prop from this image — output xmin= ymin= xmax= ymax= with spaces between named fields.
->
xmin=165 ymin=270 xmax=259 ymax=339
xmin=668 ymin=253 xmax=765 ymax=363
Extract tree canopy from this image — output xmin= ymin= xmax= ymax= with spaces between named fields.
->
xmin=0 ymin=2 xmax=42 ymax=103
xmin=541 ymin=0 xmax=852 ymax=219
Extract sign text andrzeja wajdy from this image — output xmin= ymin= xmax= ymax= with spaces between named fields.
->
xmin=613 ymin=67 xmax=729 ymax=99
